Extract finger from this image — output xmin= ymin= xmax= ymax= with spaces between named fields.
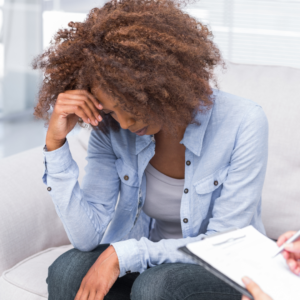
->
xmin=87 ymin=290 xmax=96 ymax=300
xmin=295 ymin=262 xmax=300 ymax=275
xmin=284 ymin=241 xmax=300 ymax=253
xmin=282 ymin=250 xmax=290 ymax=260
xmin=95 ymin=290 xmax=105 ymax=300
xmin=82 ymin=96 xmax=103 ymax=123
xmin=59 ymin=101 xmax=97 ymax=125
xmin=65 ymin=90 xmax=103 ymax=110
xmin=57 ymin=96 xmax=101 ymax=125
xmin=86 ymin=91 xmax=103 ymax=110
xmin=75 ymin=287 xmax=83 ymax=300
xmin=287 ymin=258 xmax=296 ymax=272
xmin=277 ymin=231 xmax=297 ymax=246
xmin=57 ymin=105 xmax=90 ymax=124
xmin=59 ymin=99 xmax=102 ymax=125
xmin=241 ymin=296 xmax=251 ymax=300
xmin=59 ymin=93 xmax=102 ymax=122
xmin=242 ymin=277 xmax=264 ymax=297
xmin=79 ymin=288 xmax=90 ymax=300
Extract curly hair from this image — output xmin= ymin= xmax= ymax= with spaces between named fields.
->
xmin=33 ymin=0 xmax=223 ymax=133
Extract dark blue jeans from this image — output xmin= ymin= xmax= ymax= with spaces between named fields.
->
xmin=47 ymin=244 xmax=241 ymax=300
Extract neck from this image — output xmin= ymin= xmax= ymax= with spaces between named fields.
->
xmin=154 ymin=125 xmax=186 ymax=143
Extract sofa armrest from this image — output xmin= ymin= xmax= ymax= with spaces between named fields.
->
xmin=0 ymin=136 xmax=88 ymax=275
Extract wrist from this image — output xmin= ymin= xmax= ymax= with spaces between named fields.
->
xmin=45 ymin=137 xmax=66 ymax=151
xmin=95 ymin=246 xmax=120 ymax=271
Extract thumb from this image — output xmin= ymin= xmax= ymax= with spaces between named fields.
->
xmin=242 ymin=277 xmax=264 ymax=297
xmin=284 ymin=241 xmax=300 ymax=253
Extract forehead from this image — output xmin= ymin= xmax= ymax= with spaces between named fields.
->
xmin=91 ymin=86 xmax=119 ymax=109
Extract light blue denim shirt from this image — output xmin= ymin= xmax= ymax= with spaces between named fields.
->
xmin=43 ymin=90 xmax=268 ymax=277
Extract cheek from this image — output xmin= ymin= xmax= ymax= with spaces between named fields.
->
xmin=110 ymin=113 xmax=119 ymax=122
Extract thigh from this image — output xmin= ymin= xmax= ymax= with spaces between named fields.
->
xmin=130 ymin=263 xmax=242 ymax=300
xmin=47 ymin=244 xmax=139 ymax=300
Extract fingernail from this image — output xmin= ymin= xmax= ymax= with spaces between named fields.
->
xmin=289 ymin=261 xmax=295 ymax=268
xmin=99 ymin=104 xmax=102 ymax=109
xmin=94 ymin=119 xmax=98 ymax=124
xmin=98 ymin=115 xmax=102 ymax=121
xmin=87 ymin=118 xmax=90 ymax=123
xmin=285 ymin=243 xmax=294 ymax=250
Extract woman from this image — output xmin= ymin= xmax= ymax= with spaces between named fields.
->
xmin=34 ymin=0 xmax=268 ymax=299
xmin=242 ymin=231 xmax=300 ymax=300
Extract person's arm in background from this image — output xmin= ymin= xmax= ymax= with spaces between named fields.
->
xmin=241 ymin=231 xmax=300 ymax=300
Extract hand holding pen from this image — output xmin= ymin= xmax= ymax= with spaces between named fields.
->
xmin=241 ymin=230 xmax=300 ymax=300
xmin=276 ymin=230 xmax=300 ymax=275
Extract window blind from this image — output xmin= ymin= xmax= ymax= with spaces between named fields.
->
xmin=185 ymin=0 xmax=300 ymax=68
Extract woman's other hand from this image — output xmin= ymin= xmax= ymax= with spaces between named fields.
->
xmin=46 ymin=90 xmax=103 ymax=151
xmin=241 ymin=277 xmax=272 ymax=300
xmin=277 ymin=231 xmax=300 ymax=275
xmin=74 ymin=245 xmax=120 ymax=300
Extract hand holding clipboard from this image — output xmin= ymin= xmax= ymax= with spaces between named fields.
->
xmin=180 ymin=226 xmax=300 ymax=300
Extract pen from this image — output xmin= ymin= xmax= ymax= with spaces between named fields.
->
xmin=273 ymin=229 xmax=300 ymax=257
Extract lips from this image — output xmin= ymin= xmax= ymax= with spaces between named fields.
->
xmin=133 ymin=126 xmax=148 ymax=136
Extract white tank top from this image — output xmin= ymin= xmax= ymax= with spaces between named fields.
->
xmin=142 ymin=163 xmax=184 ymax=242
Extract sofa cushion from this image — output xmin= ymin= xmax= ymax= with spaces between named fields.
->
xmin=0 ymin=136 xmax=87 ymax=275
xmin=215 ymin=62 xmax=300 ymax=240
xmin=0 ymin=245 xmax=73 ymax=300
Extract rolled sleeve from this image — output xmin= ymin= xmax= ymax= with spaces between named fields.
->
xmin=112 ymin=239 xmax=142 ymax=277
xmin=43 ymin=139 xmax=73 ymax=174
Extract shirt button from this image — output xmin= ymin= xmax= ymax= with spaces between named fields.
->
xmin=126 ymin=270 xmax=131 ymax=274
xmin=124 ymin=175 xmax=129 ymax=181
xmin=183 ymin=218 xmax=188 ymax=223
xmin=186 ymin=160 xmax=191 ymax=166
xmin=184 ymin=188 xmax=189 ymax=194
xmin=214 ymin=180 xmax=219 ymax=186
xmin=47 ymin=187 xmax=52 ymax=191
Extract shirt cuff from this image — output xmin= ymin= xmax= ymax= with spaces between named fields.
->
xmin=111 ymin=239 xmax=142 ymax=277
xmin=43 ymin=139 xmax=73 ymax=174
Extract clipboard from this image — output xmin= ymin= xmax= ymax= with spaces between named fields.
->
xmin=178 ymin=228 xmax=254 ymax=300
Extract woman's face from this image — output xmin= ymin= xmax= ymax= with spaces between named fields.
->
xmin=92 ymin=87 xmax=162 ymax=136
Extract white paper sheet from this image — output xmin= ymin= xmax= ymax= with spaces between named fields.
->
xmin=187 ymin=226 xmax=300 ymax=300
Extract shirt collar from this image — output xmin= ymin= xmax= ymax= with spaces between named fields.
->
xmin=180 ymin=107 xmax=213 ymax=156
xmin=135 ymin=134 xmax=153 ymax=155
xmin=135 ymin=105 xmax=213 ymax=156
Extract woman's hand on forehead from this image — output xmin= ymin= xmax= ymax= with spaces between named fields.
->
xmin=63 ymin=90 xmax=103 ymax=125
xmin=45 ymin=89 xmax=103 ymax=151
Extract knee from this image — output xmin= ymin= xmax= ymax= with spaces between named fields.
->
xmin=47 ymin=245 xmax=109 ymax=300
xmin=130 ymin=265 xmax=172 ymax=300
xmin=47 ymin=249 xmax=81 ymax=300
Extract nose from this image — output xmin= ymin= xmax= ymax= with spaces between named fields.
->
xmin=117 ymin=113 xmax=135 ymax=130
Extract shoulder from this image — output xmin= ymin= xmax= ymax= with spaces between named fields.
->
xmin=212 ymin=89 xmax=260 ymax=114
xmin=210 ymin=89 xmax=268 ymax=129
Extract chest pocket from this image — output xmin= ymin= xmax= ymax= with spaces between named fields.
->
xmin=115 ymin=159 xmax=139 ymax=211
xmin=194 ymin=164 xmax=230 ymax=195
xmin=193 ymin=165 xmax=230 ymax=218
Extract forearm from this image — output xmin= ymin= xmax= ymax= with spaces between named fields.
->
xmin=43 ymin=140 xmax=107 ymax=251
xmin=112 ymin=233 xmax=208 ymax=276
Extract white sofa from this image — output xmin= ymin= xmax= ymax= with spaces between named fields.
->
xmin=0 ymin=62 xmax=299 ymax=299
